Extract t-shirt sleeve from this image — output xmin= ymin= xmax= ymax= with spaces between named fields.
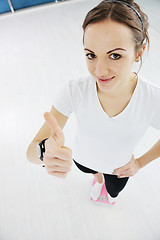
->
xmin=52 ymin=80 xmax=82 ymax=117
xmin=150 ymin=88 xmax=160 ymax=130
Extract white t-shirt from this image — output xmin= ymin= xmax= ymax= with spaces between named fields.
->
xmin=53 ymin=74 xmax=160 ymax=174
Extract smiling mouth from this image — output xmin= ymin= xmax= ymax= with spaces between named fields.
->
xmin=98 ymin=76 xmax=115 ymax=83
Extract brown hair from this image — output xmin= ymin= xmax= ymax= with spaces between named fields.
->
xmin=82 ymin=0 xmax=150 ymax=71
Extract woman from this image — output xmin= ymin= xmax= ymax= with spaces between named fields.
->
xmin=27 ymin=0 xmax=160 ymax=205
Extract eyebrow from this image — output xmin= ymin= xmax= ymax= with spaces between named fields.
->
xmin=84 ymin=48 xmax=127 ymax=54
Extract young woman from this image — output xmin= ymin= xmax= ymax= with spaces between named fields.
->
xmin=27 ymin=0 xmax=160 ymax=205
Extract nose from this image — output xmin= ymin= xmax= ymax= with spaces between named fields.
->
xmin=95 ymin=59 xmax=109 ymax=78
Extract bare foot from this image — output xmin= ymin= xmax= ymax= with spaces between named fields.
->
xmin=93 ymin=172 xmax=103 ymax=183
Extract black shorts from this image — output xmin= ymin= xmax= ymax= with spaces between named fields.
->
xmin=73 ymin=159 xmax=129 ymax=198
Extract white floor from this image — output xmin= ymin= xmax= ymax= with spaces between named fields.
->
xmin=0 ymin=0 xmax=160 ymax=239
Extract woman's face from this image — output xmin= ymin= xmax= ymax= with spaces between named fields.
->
xmin=83 ymin=20 xmax=143 ymax=96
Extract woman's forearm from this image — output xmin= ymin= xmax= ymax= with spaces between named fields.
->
xmin=26 ymin=141 xmax=43 ymax=164
xmin=137 ymin=139 xmax=160 ymax=168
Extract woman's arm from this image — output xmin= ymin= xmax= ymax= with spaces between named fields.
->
xmin=113 ymin=139 xmax=160 ymax=178
xmin=26 ymin=105 xmax=68 ymax=164
xmin=136 ymin=139 xmax=160 ymax=168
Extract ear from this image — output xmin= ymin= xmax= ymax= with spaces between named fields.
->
xmin=135 ymin=45 xmax=146 ymax=62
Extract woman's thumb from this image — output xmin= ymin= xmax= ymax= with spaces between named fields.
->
xmin=44 ymin=112 xmax=64 ymax=146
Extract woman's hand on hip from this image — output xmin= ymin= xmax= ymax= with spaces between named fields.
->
xmin=112 ymin=154 xmax=141 ymax=178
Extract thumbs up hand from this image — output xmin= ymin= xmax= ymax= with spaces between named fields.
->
xmin=43 ymin=112 xmax=72 ymax=178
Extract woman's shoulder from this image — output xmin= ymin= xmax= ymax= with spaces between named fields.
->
xmin=138 ymin=74 xmax=160 ymax=102
xmin=68 ymin=74 xmax=93 ymax=86
xmin=66 ymin=75 xmax=94 ymax=94
xmin=139 ymin=74 xmax=160 ymax=90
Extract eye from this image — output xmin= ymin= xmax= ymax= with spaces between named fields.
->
xmin=110 ymin=53 xmax=121 ymax=60
xmin=85 ymin=53 xmax=96 ymax=60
